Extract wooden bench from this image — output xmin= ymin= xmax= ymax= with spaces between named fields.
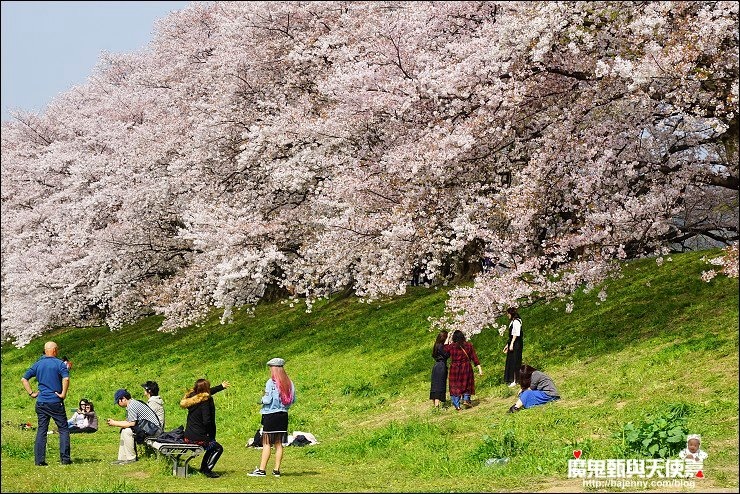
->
xmin=145 ymin=439 xmax=204 ymax=478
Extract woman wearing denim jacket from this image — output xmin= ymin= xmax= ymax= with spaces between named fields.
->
xmin=248 ymin=357 xmax=295 ymax=477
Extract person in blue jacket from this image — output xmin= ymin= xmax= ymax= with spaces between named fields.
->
xmin=248 ymin=357 xmax=295 ymax=477
xmin=21 ymin=341 xmax=72 ymax=466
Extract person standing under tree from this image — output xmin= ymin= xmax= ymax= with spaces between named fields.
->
xmin=249 ymin=357 xmax=295 ymax=477
xmin=445 ymin=330 xmax=483 ymax=410
xmin=503 ymin=307 xmax=523 ymax=387
xmin=430 ymin=331 xmax=450 ymax=408
xmin=21 ymin=341 xmax=72 ymax=466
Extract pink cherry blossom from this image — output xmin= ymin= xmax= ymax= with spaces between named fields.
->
xmin=1 ymin=2 xmax=737 ymax=346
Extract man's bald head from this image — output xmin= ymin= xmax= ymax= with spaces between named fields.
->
xmin=43 ymin=341 xmax=58 ymax=356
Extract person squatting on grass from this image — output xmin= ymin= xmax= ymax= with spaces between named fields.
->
xmin=180 ymin=378 xmax=230 ymax=478
xmin=430 ymin=330 xmax=450 ymax=408
xmin=21 ymin=341 xmax=72 ymax=466
xmin=444 ymin=330 xmax=483 ymax=411
xmin=107 ymin=388 xmax=163 ymax=465
xmin=507 ymin=364 xmax=560 ymax=413
xmin=249 ymin=357 xmax=296 ymax=477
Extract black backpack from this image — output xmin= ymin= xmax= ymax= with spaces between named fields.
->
xmin=250 ymin=429 xmax=263 ymax=447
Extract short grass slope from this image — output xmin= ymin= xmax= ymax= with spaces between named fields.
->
xmin=1 ymin=249 xmax=738 ymax=492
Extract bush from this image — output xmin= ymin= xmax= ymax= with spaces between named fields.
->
xmin=614 ymin=403 xmax=688 ymax=458
xmin=472 ymin=429 xmax=522 ymax=461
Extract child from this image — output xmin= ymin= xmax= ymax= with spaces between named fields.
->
xmin=679 ymin=434 xmax=708 ymax=462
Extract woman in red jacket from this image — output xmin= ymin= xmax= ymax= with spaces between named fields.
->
xmin=444 ymin=330 xmax=483 ymax=410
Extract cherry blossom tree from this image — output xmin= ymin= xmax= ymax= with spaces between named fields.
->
xmin=2 ymin=1 xmax=737 ymax=347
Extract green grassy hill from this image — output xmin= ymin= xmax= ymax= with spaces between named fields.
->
xmin=1 ymin=249 xmax=738 ymax=492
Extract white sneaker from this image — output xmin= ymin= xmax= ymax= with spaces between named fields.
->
xmin=508 ymin=382 xmax=517 ymax=388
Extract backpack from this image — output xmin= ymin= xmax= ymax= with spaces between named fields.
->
xmin=250 ymin=428 xmax=263 ymax=447
xmin=132 ymin=419 xmax=161 ymax=443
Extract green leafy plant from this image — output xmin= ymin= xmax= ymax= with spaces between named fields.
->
xmin=341 ymin=381 xmax=377 ymax=397
xmin=615 ymin=403 xmax=689 ymax=458
xmin=472 ymin=429 xmax=522 ymax=461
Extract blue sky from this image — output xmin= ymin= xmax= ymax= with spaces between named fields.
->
xmin=1 ymin=1 xmax=191 ymax=122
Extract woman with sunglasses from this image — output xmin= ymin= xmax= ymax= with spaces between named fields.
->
xmin=68 ymin=399 xmax=98 ymax=433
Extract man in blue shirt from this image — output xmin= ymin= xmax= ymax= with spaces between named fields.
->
xmin=21 ymin=341 xmax=71 ymax=466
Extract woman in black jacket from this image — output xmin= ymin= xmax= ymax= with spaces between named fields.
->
xmin=429 ymin=331 xmax=450 ymax=408
xmin=180 ymin=378 xmax=229 ymax=478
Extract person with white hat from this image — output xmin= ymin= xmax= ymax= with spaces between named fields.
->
xmin=248 ymin=357 xmax=295 ymax=478
xmin=679 ymin=434 xmax=708 ymax=462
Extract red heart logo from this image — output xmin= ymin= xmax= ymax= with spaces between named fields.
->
xmin=696 ymin=471 xmax=704 ymax=478
xmin=573 ymin=450 xmax=582 ymax=459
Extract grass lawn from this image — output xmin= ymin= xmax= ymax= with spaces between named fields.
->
xmin=1 ymin=249 xmax=738 ymax=492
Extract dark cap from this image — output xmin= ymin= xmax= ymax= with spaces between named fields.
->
xmin=141 ymin=380 xmax=159 ymax=395
xmin=113 ymin=388 xmax=128 ymax=404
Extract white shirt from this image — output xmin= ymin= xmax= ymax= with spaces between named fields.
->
xmin=69 ymin=411 xmax=88 ymax=428
xmin=510 ymin=319 xmax=521 ymax=337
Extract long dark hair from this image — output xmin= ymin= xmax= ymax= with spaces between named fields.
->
xmin=507 ymin=307 xmax=521 ymax=320
xmin=519 ymin=364 xmax=537 ymax=390
xmin=187 ymin=378 xmax=211 ymax=398
xmin=452 ymin=330 xmax=466 ymax=344
xmin=432 ymin=331 xmax=448 ymax=359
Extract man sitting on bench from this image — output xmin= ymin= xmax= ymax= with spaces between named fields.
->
xmin=107 ymin=388 xmax=163 ymax=465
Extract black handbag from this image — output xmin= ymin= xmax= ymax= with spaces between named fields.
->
xmin=132 ymin=419 xmax=161 ymax=443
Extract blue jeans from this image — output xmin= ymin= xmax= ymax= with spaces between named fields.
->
xmin=450 ymin=394 xmax=471 ymax=409
xmin=35 ymin=401 xmax=70 ymax=464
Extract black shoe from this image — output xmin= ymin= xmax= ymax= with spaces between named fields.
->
xmin=273 ymin=470 xmax=281 ymax=477
xmin=62 ymin=460 xmax=73 ymax=465
xmin=202 ymin=470 xmax=220 ymax=478
xmin=507 ymin=405 xmax=520 ymax=413
xmin=36 ymin=462 xmax=48 ymax=466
